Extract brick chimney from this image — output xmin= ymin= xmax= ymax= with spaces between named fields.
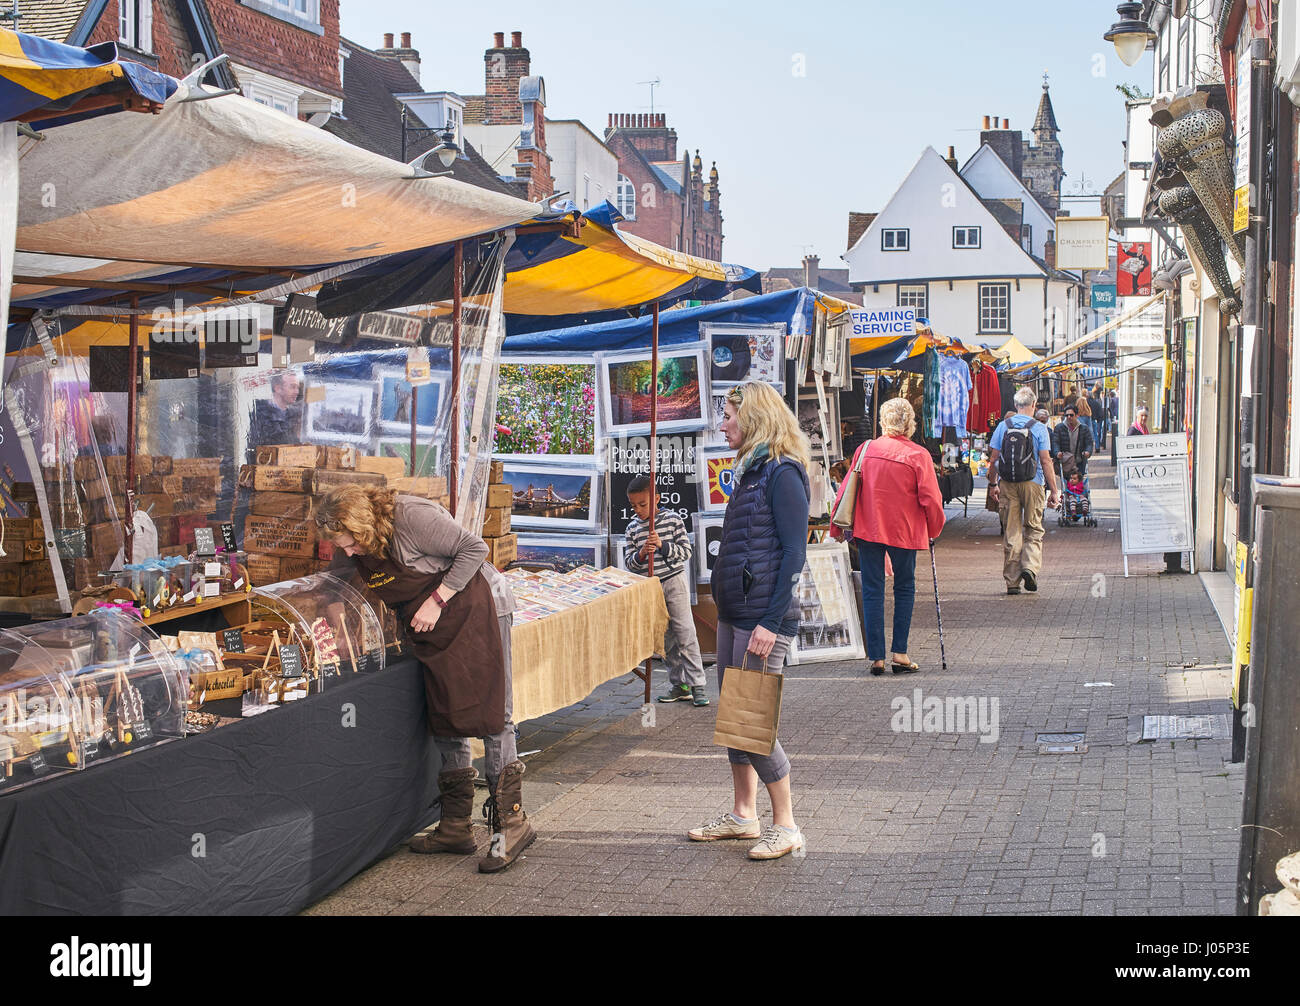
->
xmin=980 ymin=113 xmax=1023 ymax=177
xmin=944 ymin=145 xmax=958 ymax=171
xmin=484 ymin=30 xmax=531 ymax=124
xmin=1044 ymin=230 xmax=1056 ymax=270
xmin=377 ymin=32 xmax=421 ymax=84
xmin=802 ymin=254 xmax=820 ymax=290
xmin=605 ymin=111 xmax=677 ymax=161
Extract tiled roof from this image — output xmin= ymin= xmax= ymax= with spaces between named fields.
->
xmin=462 ymin=95 xmax=486 ymax=124
xmin=980 ymin=197 xmax=1024 ymax=236
xmin=763 ymin=267 xmax=857 ymax=296
xmin=650 ymin=162 xmax=682 ymax=195
xmin=325 ymin=38 xmax=517 ymax=197
xmin=10 ymin=0 xmax=89 ymax=41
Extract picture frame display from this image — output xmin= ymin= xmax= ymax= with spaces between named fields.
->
xmin=304 ymin=380 xmax=374 ymax=445
xmin=375 ymin=366 xmax=446 ymax=437
xmin=597 ymin=344 xmax=710 ymax=436
xmin=701 ymin=322 xmax=784 ymax=386
xmin=700 ymin=448 xmax=737 ymax=513
xmin=704 ymin=387 xmax=733 ymax=448
xmin=692 ymin=513 xmax=725 ymax=584
xmin=494 ymin=356 xmax=602 ymax=464
xmin=513 ymin=534 xmax=608 ymax=573
xmin=798 ymin=392 xmax=842 ymax=460
xmin=788 ymin=542 xmax=866 ymax=664
xmin=376 ymin=438 xmax=442 ymax=478
xmin=499 ymin=463 xmax=603 ymax=532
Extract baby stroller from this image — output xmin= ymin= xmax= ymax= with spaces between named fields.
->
xmin=1057 ymin=454 xmax=1097 ymax=527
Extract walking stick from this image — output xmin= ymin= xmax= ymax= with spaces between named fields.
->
xmin=929 ymin=542 xmax=947 ymax=670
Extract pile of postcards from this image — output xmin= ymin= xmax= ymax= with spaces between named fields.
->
xmin=505 ymin=566 xmax=645 ymax=625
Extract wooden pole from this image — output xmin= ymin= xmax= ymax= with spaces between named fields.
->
xmin=125 ymin=297 xmax=139 ymax=562
xmin=409 ymin=385 xmax=417 ymax=477
xmin=449 ymin=240 xmax=463 ymax=516
xmin=641 ymin=300 xmax=660 ymax=705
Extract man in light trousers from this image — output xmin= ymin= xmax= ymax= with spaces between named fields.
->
xmin=988 ymin=388 xmax=1060 ymax=594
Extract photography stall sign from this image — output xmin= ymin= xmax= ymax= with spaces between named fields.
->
xmin=1117 ymin=434 xmax=1192 ymax=569
xmin=277 ymin=293 xmax=353 ymax=345
xmin=607 ymin=435 xmax=702 ymax=535
xmin=846 ymin=306 xmax=916 ymax=337
xmin=356 ymin=310 xmax=424 ymax=346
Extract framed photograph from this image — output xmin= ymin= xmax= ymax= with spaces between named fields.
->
xmin=500 ymin=463 xmax=603 ymax=532
xmin=704 ymin=386 xmax=735 ymax=448
xmin=701 ymin=323 xmax=784 ymax=386
xmin=597 ymin=345 xmax=709 ymax=436
xmin=376 ymin=438 xmax=442 ymax=478
xmin=513 ymin=534 xmax=607 ymax=573
xmin=788 ymin=542 xmax=866 ymax=664
xmin=798 ymin=393 xmax=841 ymax=460
xmin=700 ymin=448 xmax=737 ymax=513
xmin=304 ymin=380 xmax=374 ymax=445
xmin=692 ymin=514 xmax=725 ymax=584
xmin=375 ymin=366 xmax=446 ymax=437
xmin=495 ymin=356 xmax=601 ymax=464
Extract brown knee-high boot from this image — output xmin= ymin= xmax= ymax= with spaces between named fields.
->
xmin=410 ymin=767 xmax=478 ymax=855
xmin=478 ymin=760 xmax=536 ymax=873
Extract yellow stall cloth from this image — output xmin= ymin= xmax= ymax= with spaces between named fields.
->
xmin=508 ymin=575 xmax=668 ymax=723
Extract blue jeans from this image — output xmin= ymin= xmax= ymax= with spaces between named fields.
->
xmin=858 ymin=541 xmax=918 ymax=661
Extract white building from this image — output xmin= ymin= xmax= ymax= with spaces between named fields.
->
xmin=545 ymin=120 xmax=619 ymax=211
xmin=844 ymin=146 xmax=1085 ymax=354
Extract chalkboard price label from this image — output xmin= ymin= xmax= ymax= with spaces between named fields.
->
xmin=193 ymin=527 xmax=216 ymax=555
xmin=222 ymin=628 xmax=245 ymax=653
xmin=28 ymin=752 xmax=47 ymax=776
xmin=278 ymin=644 xmax=304 ymax=679
xmin=219 ymin=523 xmax=236 ymax=550
xmin=133 ymin=721 xmax=153 ymax=743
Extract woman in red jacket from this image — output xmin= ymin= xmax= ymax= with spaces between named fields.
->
xmin=831 ymin=398 xmax=946 ymax=675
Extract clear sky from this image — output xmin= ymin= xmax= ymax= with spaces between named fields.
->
xmin=341 ymin=0 xmax=1150 ymax=272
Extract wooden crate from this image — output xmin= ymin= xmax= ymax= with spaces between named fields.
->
xmin=250 ymin=491 xmax=313 ymax=519
xmin=171 ymin=457 xmax=222 ymax=477
xmin=20 ymin=561 xmax=56 ymax=596
xmin=355 ymin=455 xmax=406 ymax=479
xmin=182 ymin=475 xmax=224 ymax=496
xmin=489 ymin=460 xmax=505 ymax=484
xmin=312 ymin=469 xmax=385 ymax=494
xmin=486 ymin=483 xmax=513 ymax=509
xmin=138 ymin=474 xmax=184 ymax=496
xmin=152 ymin=455 xmax=174 ymax=475
xmin=0 ymin=566 xmax=21 ymax=595
xmin=255 ymin=444 xmax=317 ymax=468
xmin=238 ymin=465 xmax=312 ymax=493
xmin=245 ymin=552 xmax=282 ymax=585
xmin=315 ymin=445 xmax=357 ymax=470
xmin=389 ymin=475 xmax=448 ymax=496
xmin=278 ymin=556 xmax=321 ymax=579
xmin=485 ymin=533 xmax=516 ymax=570
xmin=137 ymin=494 xmax=176 ymax=517
xmin=481 ymin=506 xmax=511 ymax=538
xmin=244 ymin=514 xmax=317 ymax=558
xmin=1 ymin=517 xmax=43 ymax=539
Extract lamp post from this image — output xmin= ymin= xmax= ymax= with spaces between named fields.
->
xmin=1103 ymin=2 xmax=1157 ymax=67
xmin=400 ymin=105 xmax=461 ymax=171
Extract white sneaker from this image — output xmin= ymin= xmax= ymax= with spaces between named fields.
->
xmin=688 ymin=812 xmax=761 ymax=842
xmin=748 ymin=825 xmax=804 ymax=860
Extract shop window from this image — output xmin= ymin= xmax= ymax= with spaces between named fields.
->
xmin=897 ymin=284 xmax=928 ymax=318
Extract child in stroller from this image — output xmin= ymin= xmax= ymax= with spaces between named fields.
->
xmin=1057 ymin=453 xmax=1096 ymax=527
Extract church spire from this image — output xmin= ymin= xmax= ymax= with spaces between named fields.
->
xmin=1033 ymin=72 xmax=1059 ymax=140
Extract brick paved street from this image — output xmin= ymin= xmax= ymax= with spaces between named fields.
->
xmin=308 ymin=460 xmax=1243 ymax=915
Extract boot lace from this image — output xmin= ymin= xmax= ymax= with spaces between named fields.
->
xmin=753 ymin=826 xmax=788 ymax=852
xmin=482 ymin=795 xmax=500 ymax=834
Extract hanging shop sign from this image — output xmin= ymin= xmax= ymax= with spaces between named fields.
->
xmin=355 ymin=310 xmax=424 ymax=346
xmin=847 ymin=306 xmax=915 ymax=337
xmin=1234 ymin=45 xmax=1252 ymax=234
xmin=1054 ymin=216 xmax=1111 ymax=270
xmin=1117 ymin=434 xmax=1192 ymax=555
xmin=1091 ymin=284 xmax=1117 ymax=311
xmin=1116 ymin=242 xmax=1152 ymax=297
xmin=277 ymin=293 xmax=352 ymax=345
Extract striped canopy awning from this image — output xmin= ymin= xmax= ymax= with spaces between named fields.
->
xmin=1 ymin=28 xmax=176 ymax=126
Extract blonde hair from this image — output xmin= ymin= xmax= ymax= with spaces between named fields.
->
xmin=879 ymin=398 xmax=916 ymax=438
xmin=725 ymin=382 xmax=811 ymax=471
xmin=314 ymin=485 xmax=397 ymax=558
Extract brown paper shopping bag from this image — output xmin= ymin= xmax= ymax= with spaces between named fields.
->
xmin=712 ymin=652 xmax=784 ymax=756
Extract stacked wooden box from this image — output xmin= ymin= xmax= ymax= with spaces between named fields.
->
xmin=238 ymin=443 xmax=451 ymax=586
xmin=0 ymin=516 xmax=50 ymax=597
xmin=483 ymin=460 xmax=516 ymax=571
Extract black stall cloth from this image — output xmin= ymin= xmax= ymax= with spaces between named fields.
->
xmin=0 ymin=660 xmax=438 ymax=916
xmin=938 ymin=466 xmax=974 ymax=504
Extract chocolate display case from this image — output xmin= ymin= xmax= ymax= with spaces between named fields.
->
xmin=248 ymin=572 xmax=387 ymax=694
xmin=0 ymin=608 xmax=189 ymax=793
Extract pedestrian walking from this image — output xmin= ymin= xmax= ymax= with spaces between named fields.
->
xmin=988 ymin=388 xmax=1060 ymax=595
xmin=829 ymin=398 xmax=945 ymax=676
xmin=688 ymin=381 xmax=809 ymax=861
xmin=1091 ymin=385 xmax=1110 ymax=451
xmin=314 ymin=485 xmax=534 ymax=873
xmin=1052 ymin=405 xmax=1095 ymax=481
xmin=623 ymin=475 xmax=709 ymax=707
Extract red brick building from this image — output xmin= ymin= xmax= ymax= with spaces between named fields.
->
xmin=604 ymin=113 xmax=725 ymax=261
xmin=19 ymin=1 xmax=342 ymax=119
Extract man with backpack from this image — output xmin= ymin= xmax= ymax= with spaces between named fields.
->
xmin=987 ymin=387 xmax=1060 ymax=595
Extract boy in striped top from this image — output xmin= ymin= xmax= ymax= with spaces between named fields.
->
xmin=623 ymin=475 xmax=708 ymax=707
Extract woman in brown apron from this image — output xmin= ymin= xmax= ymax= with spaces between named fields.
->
xmin=315 ymin=485 xmax=535 ymax=873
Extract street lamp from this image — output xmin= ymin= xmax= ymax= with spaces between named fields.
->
xmin=1104 ymin=2 xmax=1157 ymax=67
xmin=401 ymin=106 xmax=462 ymax=176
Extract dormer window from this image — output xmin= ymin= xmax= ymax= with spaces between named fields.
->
xmin=119 ymin=1 xmax=154 ymax=53
xmin=881 ymin=228 xmax=909 ymax=251
xmin=953 ymin=226 xmax=981 ymax=249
